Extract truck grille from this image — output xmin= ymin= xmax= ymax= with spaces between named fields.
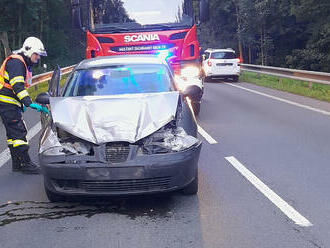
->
xmin=79 ymin=177 xmax=172 ymax=192
xmin=105 ymin=142 xmax=130 ymax=163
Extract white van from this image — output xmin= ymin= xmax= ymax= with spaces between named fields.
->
xmin=202 ymin=48 xmax=240 ymax=82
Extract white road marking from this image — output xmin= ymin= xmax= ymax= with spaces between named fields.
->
xmin=227 ymin=83 xmax=330 ymax=116
xmin=197 ymin=125 xmax=218 ymax=144
xmin=185 ymin=96 xmax=218 ymax=145
xmin=225 ymin=156 xmax=312 ymax=227
xmin=0 ymin=122 xmax=41 ymax=169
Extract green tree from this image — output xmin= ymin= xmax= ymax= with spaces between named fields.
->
xmin=286 ymin=0 xmax=330 ymax=71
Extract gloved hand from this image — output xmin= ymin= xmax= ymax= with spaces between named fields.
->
xmin=40 ymin=106 xmax=49 ymax=114
xmin=29 ymin=103 xmax=49 ymax=114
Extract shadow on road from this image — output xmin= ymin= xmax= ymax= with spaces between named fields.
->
xmin=204 ymin=78 xmax=238 ymax=84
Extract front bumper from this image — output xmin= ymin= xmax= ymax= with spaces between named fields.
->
xmin=41 ymin=142 xmax=202 ymax=196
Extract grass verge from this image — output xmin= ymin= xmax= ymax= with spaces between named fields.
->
xmin=240 ymin=71 xmax=330 ymax=103
xmin=28 ymin=75 xmax=69 ymax=101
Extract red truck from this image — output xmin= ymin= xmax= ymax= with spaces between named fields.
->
xmin=71 ymin=0 xmax=209 ymax=75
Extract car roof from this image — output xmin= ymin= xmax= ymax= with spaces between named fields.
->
xmin=205 ymin=48 xmax=235 ymax=53
xmin=76 ymin=54 xmax=168 ymax=70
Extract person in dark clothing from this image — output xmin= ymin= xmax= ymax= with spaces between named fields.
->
xmin=0 ymin=37 xmax=49 ymax=174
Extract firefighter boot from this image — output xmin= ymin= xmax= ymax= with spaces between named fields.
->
xmin=19 ymin=150 xmax=40 ymax=174
xmin=9 ymin=146 xmax=22 ymax=172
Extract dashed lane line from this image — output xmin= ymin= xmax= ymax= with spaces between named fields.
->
xmin=185 ymin=96 xmax=218 ymax=145
xmin=225 ymin=156 xmax=313 ymax=227
xmin=197 ymin=125 xmax=218 ymax=144
xmin=0 ymin=122 xmax=41 ymax=169
xmin=227 ymin=83 xmax=330 ymax=116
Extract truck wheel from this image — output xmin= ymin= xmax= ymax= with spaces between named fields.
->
xmin=192 ymin=101 xmax=201 ymax=116
xmin=44 ymin=184 xmax=65 ymax=202
xmin=182 ymin=170 xmax=198 ymax=195
xmin=203 ymin=76 xmax=211 ymax=82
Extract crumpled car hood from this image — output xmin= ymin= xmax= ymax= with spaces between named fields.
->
xmin=49 ymin=92 xmax=179 ymax=144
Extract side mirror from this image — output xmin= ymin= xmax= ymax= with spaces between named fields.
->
xmin=49 ymin=65 xmax=61 ymax=97
xmin=71 ymin=0 xmax=82 ymax=29
xmin=200 ymin=0 xmax=210 ymax=22
xmin=35 ymin=92 xmax=50 ymax=105
xmin=183 ymin=85 xmax=203 ymax=102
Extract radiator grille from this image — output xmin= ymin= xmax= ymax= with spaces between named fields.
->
xmin=79 ymin=177 xmax=172 ymax=192
xmin=105 ymin=142 xmax=130 ymax=163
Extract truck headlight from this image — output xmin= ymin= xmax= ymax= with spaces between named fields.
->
xmin=181 ymin=66 xmax=200 ymax=78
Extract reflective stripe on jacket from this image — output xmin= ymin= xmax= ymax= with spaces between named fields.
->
xmin=0 ymin=55 xmax=31 ymax=90
xmin=0 ymin=55 xmax=32 ymax=108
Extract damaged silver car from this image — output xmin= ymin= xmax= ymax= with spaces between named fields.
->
xmin=36 ymin=55 xmax=202 ymax=202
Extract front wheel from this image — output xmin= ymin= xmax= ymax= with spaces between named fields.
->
xmin=182 ymin=170 xmax=198 ymax=195
xmin=44 ymin=184 xmax=65 ymax=202
xmin=191 ymin=101 xmax=201 ymax=116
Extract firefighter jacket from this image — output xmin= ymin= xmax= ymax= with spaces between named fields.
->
xmin=0 ymin=54 xmax=33 ymax=112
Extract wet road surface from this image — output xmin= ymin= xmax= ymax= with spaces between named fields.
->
xmin=1 ymin=81 xmax=330 ymax=247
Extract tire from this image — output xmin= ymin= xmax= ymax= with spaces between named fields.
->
xmin=182 ymin=170 xmax=198 ymax=195
xmin=44 ymin=184 xmax=65 ymax=202
xmin=203 ymin=76 xmax=212 ymax=82
xmin=232 ymin=75 xmax=239 ymax=82
xmin=201 ymin=69 xmax=206 ymax=78
xmin=192 ymin=101 xmax=201 ymax=116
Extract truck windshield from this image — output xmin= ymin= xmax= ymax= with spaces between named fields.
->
xmin=64 ymin=64 xmax=174 ymax=97
xmin=91 ymin=0 xmax=194 ymax=32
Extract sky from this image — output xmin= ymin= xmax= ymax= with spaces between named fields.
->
xmin=122 ymin=0 xmax=185 ymax=24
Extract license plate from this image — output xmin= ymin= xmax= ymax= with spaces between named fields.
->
xmin=217 ymin=63 xmax=233 ymax=66
xmin=87 ymin=167 xmax=144 ymax=179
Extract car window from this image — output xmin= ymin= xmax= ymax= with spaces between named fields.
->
xmin=210 ymin=52 xmax=235 ymax=59
xmin=63 ymin=64 xmax=174 ymax=97
xmin=204 ymin=52 xmax=210 ymax=59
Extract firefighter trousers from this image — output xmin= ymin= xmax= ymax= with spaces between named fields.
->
xmin=0 ymin=107 xmax=31 ymax=163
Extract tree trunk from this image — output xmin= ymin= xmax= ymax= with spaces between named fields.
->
xmin=89 ymin=0 xmax=95 ymax=30
xmin=18 ymin=4 xmax=23 ymax=47
xmin=260 ymin=24 xmax=265 ymax=66
xmin=40 ymin=7 xmax=43 ymax=40
xmin=235 ymin=4 xmax=244 ymax=63
xmin=12 ymin=32 xmax=16 ymax=50
xmin=238 ymin=40 xmax=243 ymax=63
xmin=39 ymin=6 xmax=44 ymax=69
xmin=248 ymin=44 xmax=252 ymax=64
xmin=0 ymin=32 xmax=12 ymax=58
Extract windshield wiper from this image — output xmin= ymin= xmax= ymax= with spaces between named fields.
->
xmin=141 ymin=24 xmax=192 ymax=30
xmin=93 ymin=25 xmax=129 ymax=32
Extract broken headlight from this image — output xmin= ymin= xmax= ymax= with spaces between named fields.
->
xmin=142 ymin=127 xmax=198 ymax=154
xmin=40 ymin=127 xmax=94 ymax=156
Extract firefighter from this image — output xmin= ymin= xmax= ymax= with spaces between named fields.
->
xmin=0 ymin=37 xmax=49 ymax=174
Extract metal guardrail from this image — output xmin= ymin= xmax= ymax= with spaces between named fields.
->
xmin=29 ymin=65 xmax=76 ymax=90
xmin=29 ymin=63 xmax=330 ymax=90
xmin=240 ymin=64 xmax=330 ymax=88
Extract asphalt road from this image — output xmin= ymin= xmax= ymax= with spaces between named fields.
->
xmin=1 ymin=81 xmax=330 ymax=248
